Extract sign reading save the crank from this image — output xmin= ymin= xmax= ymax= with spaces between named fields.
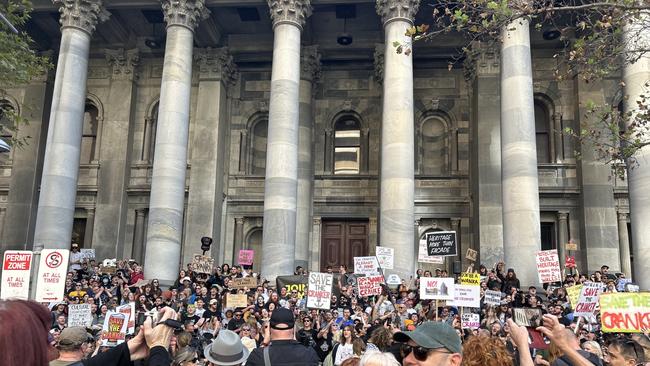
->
xmin=426 ymin=231 xmax=457 ymax=257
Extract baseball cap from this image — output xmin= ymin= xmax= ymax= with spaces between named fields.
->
xmin=270 ymin=307 xmax=295 ymax=330
xmin=393 ymin=321 xmax=461 ymax=354
xmin=58 ymin=327 xmax=92 ymax=347
xmin=209 ymin=299 xmax=219 ymax=305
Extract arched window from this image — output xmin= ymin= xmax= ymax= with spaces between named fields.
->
xmin=334 ymin=118 xmax=361 ymax=174
xmin=81 ymin=102 xmax=99 ymax=163
xmin=419 ymin=116 xmax=448 ymax=175
xmin=534 ymin=100 xmax=551 ymax=164
xmin=246 ymin=228 xmax=263 ymax=271
xmin=250 ymin=119 xmax=268 ymax=175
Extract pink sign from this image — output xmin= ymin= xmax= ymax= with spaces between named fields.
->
xmin=238 ymin=250 xmax=254 ymax=266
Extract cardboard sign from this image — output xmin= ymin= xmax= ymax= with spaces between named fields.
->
xmin=307 ymin=272 xmax=333 ymax=309
xmin=460 ymin=272 xmax=480 ymax=286
xmin=419 ymin=277 xmax=454 ymax=300
xmin=191 ymin=254 xmax=214 ymax=274
xmin=426 ymin=231 xmax=457 ymax=257
xmin=450 ymin=284 xmax=480 ymax=308
xmin=465 ymin=248 xmax=478 ymax=262
xmin=101 ymin=311 xmax=129 ymax=347
xmin=461 ymin=313 xmax=480 ymax=329
xmin=276 ymin=275 xmax=308 ymax=299
xmin=566 ymin=285 xmax=583 ymax=308
xmin=386 ymin=274 xmax=401 ymax=286
xmin=354 ymin=256 xmax=380 ymax=275
xmin=116 ymin=303 xmax=136 ymax=334
xmin=418 ymin=240 xmax=444 ymax=264
xmin=513 ymin=308 xmax=543 ymax=328
xmin=600 ymin=292 xmax=650 ymax=333
xmin=226 ymin=293 xmax=248 ymax=308
xmin=68 ymin=304 xmax=93 ymax=327
xmin=238 ymin=250 xmax=254 ymax=266
xmin=357 ymin=275 xmax=384 ymax=297
xmin=565 ymin=242 xmax=578 ymax=251
xmin=230 ymin=277 xmax=257 ymax=289
xmin=535 ymin=250 xmax=561 ymax=283
xmin=484 ymin=290 xmax=501 ymax=306
xmin=375 ymin=247 xmax=394 ymax=270
xmin=1 ymin=250 xmax=33 ymax=300
xmin=574 ymin=282 xmax=602 ymax=318
xmin=35 ymin=249 xmax=70 ymax=302
xmin=79 ymin=249 xmax=95 ymax=262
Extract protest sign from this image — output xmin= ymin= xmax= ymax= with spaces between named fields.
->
xmin=566 ymin=285 xmax=583 ymax=308
xmin=226 ymin=293 xmax=248 ymax=308
xmin=460 ymin=272 xmax=480 ymax=286
xmin=513 ymin=308 xmax=543 ymax=328
xmin=386 ymin=274 xmax=401 ymax=285
xmin=616 ymin=279 xmax=632 ymax=292
xmin=101 ymin=311 xmax=129 ymax=347
xmin=238 ymin=250 xmax=254 ymax=266
xmin=418 ymin=240 xmax=444 ymax=264
xmin=465 ymin=248 xmax=478 ymax=262
xmin=307 ymin=272 xmax=333 ymax=309
xmin=1 ymin=250 xmax=33 ymax=300
xmin=535 ymin=250 xmax=561 ymax=283
xmin=449 ymin=284 xmax=480 ymax=308
xmin=600 ymin=292 xmax=650 ymax=333
xmin=230 ymin=277 xmax=257 ymax=289
xmin=357 ymin=275 xmax=384 ymax=297
xmin=116 ymin=303 xmax=136 ymax=334
xmin=574 ymin=282 xmax=602 ymax=318
xmin=484 ymin=290 xmax=501 ymax=306
xmin=627 ymin=284 xmax=640 ymax=293
xmin=79 ymin=249 xmax=95 ymax=262
xmin=35 ymin=249 xmax=70 ymax=302
xmin=354 ymin=256 xmax=380 ymax=275
xmin=565 ymin=256 xmax=576 ymax=268
xmin=68 ymin=304 xmax=93 ymax=327
xmin=419 ymin=277 xmax=454 ymax=300
xmin=565 ymin=241 xmax=578 ymax=251
xmin=426 ymin=231 xmax=457 ymax=256
xmin=191 ymin=254 xmax=214 ymax=274
xmin=375 ymin=247 xmax=394 ymax=270
xmin=276 ymin=275 xmax=308 ymax=298
xmin=461 ymin=313 xmax=480 ymax=329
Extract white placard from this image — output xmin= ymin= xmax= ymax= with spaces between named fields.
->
xmin=1 ymin=250 xmax=33 ymax=300
xmin=449 ymin=284 xmax=481 ymax=308
xmin=461 ymin=313 xmax=480 ymax=329
xmin=418 ymin=240 xmax=444 ymax=264
xmin=354 ymin=256 xmax=380 ymax=275
xmin=79 ymin=249 xmax=95 ymax=262
xmin=35 ymin=249 xmax=70 ymax=303
xmin=68 ymin=304 xmax=93 ymax=327
xmin=101 ymin=311 xmax=130 ymax=347
xmin=307 ymin=272 xmax=333 ymax=310
xmin=419 ymin=277 xmax=455 ymax=300
xmin=116 ymin=303 xmax=136 ymax=335
xmin=484 ymin=290 xmax=502 ymax=306
xmin=574 ymin=282 xmax=602 ymax=318
xmin=535 ymin=249 xmax=562 ymax=283
xmin=375 ymin=247 xmax=394 ymax=270
xmin=386 ymin=274 xmax=401 ymax=285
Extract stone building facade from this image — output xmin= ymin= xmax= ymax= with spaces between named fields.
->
xmin=0 ymin=0 xmax=647 ymax=286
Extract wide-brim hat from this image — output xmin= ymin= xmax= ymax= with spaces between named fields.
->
xmin=204 ymin=329 xmax=250 ymax=366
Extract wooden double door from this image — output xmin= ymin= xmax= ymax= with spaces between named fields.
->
xmin=320 ymin=220 xmax=369 ymax=272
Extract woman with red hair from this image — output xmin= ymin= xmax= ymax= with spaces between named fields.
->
xmin=0 ymin=299 xmax=52 ymax=366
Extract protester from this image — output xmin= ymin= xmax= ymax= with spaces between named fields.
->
xmin=393 ymin=321 xmax=463 ymax=366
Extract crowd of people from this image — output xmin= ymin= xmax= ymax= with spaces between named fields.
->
xmin=0 ymin=245 xmax=648 ymax=366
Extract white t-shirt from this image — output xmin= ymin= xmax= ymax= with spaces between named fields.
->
xmin=334 ymin=343 xmax=354 ymax=366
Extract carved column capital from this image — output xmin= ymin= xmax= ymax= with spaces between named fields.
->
xmin=300 ymin=45 xmax=321 ymax=82
xmin=194 ymin=47 xmax=238 ymax=85
xmin=557 ymin=211 xmax=569 ymax=221
xmin=375 ymin=0 xmax=419 ymax=26
xmin=54 ymin=0 xmax=110 ymax=35
xmin=267 ymin=0 xmax=312 ymax=30
xmin=373 ymin=43 xmax=385 ymax=85
xmin=161 ymin=0 xmax=210 ymax=31
xmin=472 ymin=42 xmax=500 ymax=76
xmin=135 ymin=208 xmax=147 ymax=217
xmin=617 ymin=212 xmax=629 ymax=221
xmin=105 ymin=48 xmax=140 ymax=81
xmin=235 ymin=217 xmax=245 ymax=225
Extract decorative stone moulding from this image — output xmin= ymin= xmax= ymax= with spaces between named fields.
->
xmin=54 ymin=0 xmax=110 ymax=34
xmin=161 ymin=0 xmax=210 ymax=31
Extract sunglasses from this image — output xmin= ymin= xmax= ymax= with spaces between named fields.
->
xmin=401 ymin=344 xmax=450 ymax=361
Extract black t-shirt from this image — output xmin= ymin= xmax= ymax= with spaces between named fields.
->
xmin=182 ymin=313 xmax=201 ymax=325
xmin=202 ymin=308 xmax=222 ymax=321
xmin=314 ymin=331 xmax=333 ymax=362
xmin=247 ymin=339 xmax=320 ymax=366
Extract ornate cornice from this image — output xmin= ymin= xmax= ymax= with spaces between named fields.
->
xmin=300 ymin=45 xmax=321 ymax=82
xmin=374 ymin=43 xmax=385 ymax=85
xmin=53 ymin=0 xmax=110 ymax=35
xmin=105 ymin=48 xmax=140 ymax=81
xmin=375 ymin=0 xmax=420 ymax=26
xmin=194 ymin=47 xmax=238 ymax=85
xmin=267 ymin=0 xmax=312 ymax=30
xmin=161 ymin=0 xmax=210 ymax=31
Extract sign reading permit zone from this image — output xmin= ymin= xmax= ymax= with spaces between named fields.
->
xmin=426 ymin=231 xmax=457 ymax=257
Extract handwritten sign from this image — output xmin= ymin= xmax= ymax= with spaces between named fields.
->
xmin=600 ymin=292 xmax=650 ymax=333
xmin=449 ymin=284 xmax=480 ymax=308
xmin=101 ymin=311 xmax=129 ymax=347
xmin=1 ymin=250 xmax=33 ymax=300
xmin=238 ymin=250 xmax=254 ymax=266
xmin=230 ymin=277 xmax=257 ymax=289
xmin=307 ymin=272 xmax=333 ymax=309
xmin=68 ymin=304 xmax=93 ymax=327
xmin=566 ymin=285 xmax=583 ymax=308
xmin=419 ymin=277 xmax=454 ymax=300
xmin=484 ymin=290 xmax=501 ymax=306
xmin=426 ymin=231 xmax=457 ymax=256
xmin=354 ymin=256 xmax=380 ymax=275
xmin=357 ymin=275 xmax=384 ymax=297
xmin=191 ymin=254 xmax=214 ymax=274
xmin=574 ymin=282 xmax=602 ymax=318
xmin=418 ymin=240 xmax=444 ymax=264
xmin=565 ymin=255 xmax=576 ymax=268
xmin=617 ymin=279 xmax=632 ymax=292
xmin=465 ymin=248 xmax=478 ymax=262
xmin=461 ymin=313 xmax=480 ymax=329
xmin=535 ymin=250 xmax=561 ymax=283
xmin=566 ymin=241 xmax=578 ymax=251
xmin=226 ymin=293 xmax=248 ymax=308
xmin=375 ymin=247 xmax=394 ymax=270
xmin=460 ymin=272 xmax=480 ymax=286
xmin=79 ymin=249 xmax=95 ymax=262
xmin=386 ymin=274 xmax=401 ymax=285
xmin=35 ymin=249 xmax=70 ymax=302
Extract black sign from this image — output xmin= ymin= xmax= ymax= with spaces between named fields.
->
xmin=426 ymin=231 xmax=457 ymax=256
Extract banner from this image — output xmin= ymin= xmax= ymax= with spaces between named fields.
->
xmin=237 ymin=250 xmax=254 ymax=266
xmin=449 ymin=284 xmax=480 ymax=308
xmin=101 ymin=311 xmax=129 ymax=347
xmin=574 ymin=282 xmax=602 ymax=318
xmin=426 ymin=231 xmax=457 ymax=257
xmin=484 ymin=290 xmax=501 ymax=306
xmin=535 ymin=250 xmax=561 ymax=283
xmin=191 ymin=254 xmax=214 ymax=274
xmin=1 ymin=250 xmax=33 ymax=300
xmin=419 ymin=277 xmax=454 ymax=300
xmin=460 ymin=272 xmax=480 ymax=286
xmin=226 ymin=293 xmax=248 ymax=308
xmin=230 ymin=277 xmax=257 ymax=289
xmin=116 ymin=303 xmax=136 ymax=334
xmin=307 ymin=272 xmax=333 ymax=309
xmin=600 ymin=292 xmax=650 ymax=333
xmin=418 ymin=240 xmax=444 ymax=264
xmin=461 ymin=313 xmax=480 ymax=329
xmin=68 ymin=304 xmax=93 ymax=327
xmin=354 ymin=256 xmax=380 ymax=275
xmin=276 ymin=275 xmax=308 ymax=299
xmin=375 ymin=247 xmax=394 ymax=270
xmin=566 ymin=285 xmax=583 ymax=308
xmin=465 ymin=248 xmax=478 ymax=262
xmin=35 ymin=249 xmax=70 ymax=302
xmin=357 ymin=275 xmax=384 ymax=297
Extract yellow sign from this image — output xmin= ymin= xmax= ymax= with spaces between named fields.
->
xmin=566 ymin=285 xmax=583 ymax=308
xmin=600 ymin=293 xmax=650 ymax=333
xmin=566 ymin=242 xmax=578 ymax=251
xmin=226 ymin=293 xmax=248 ymax=309
xmin=459 ymin=272 xmax=480 ymax=286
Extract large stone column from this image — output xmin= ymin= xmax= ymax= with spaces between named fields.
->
xmin=260 ymin=0 xmax=311 ymax=280
xmin=500 ymin=19 xmax=541 ymax=286
xmin=144 ymin=0 xmax=209 ymax=282
xmin=617 ymin=212 xmax=632 ymax=278
xmin=623 ymin=14 xmax=650 ymax=288
xmin=92 ymin=48 xmax=139 ymax=259
xmin=183 ymin=47 xmax=236 ymax=265
xmin=376 ymin=0 xmax=419 ymax=280
xmin=295 ymin=45 xmax=320 ymax=269
xmin=33 ymin=0 xmax=108 ymax=251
